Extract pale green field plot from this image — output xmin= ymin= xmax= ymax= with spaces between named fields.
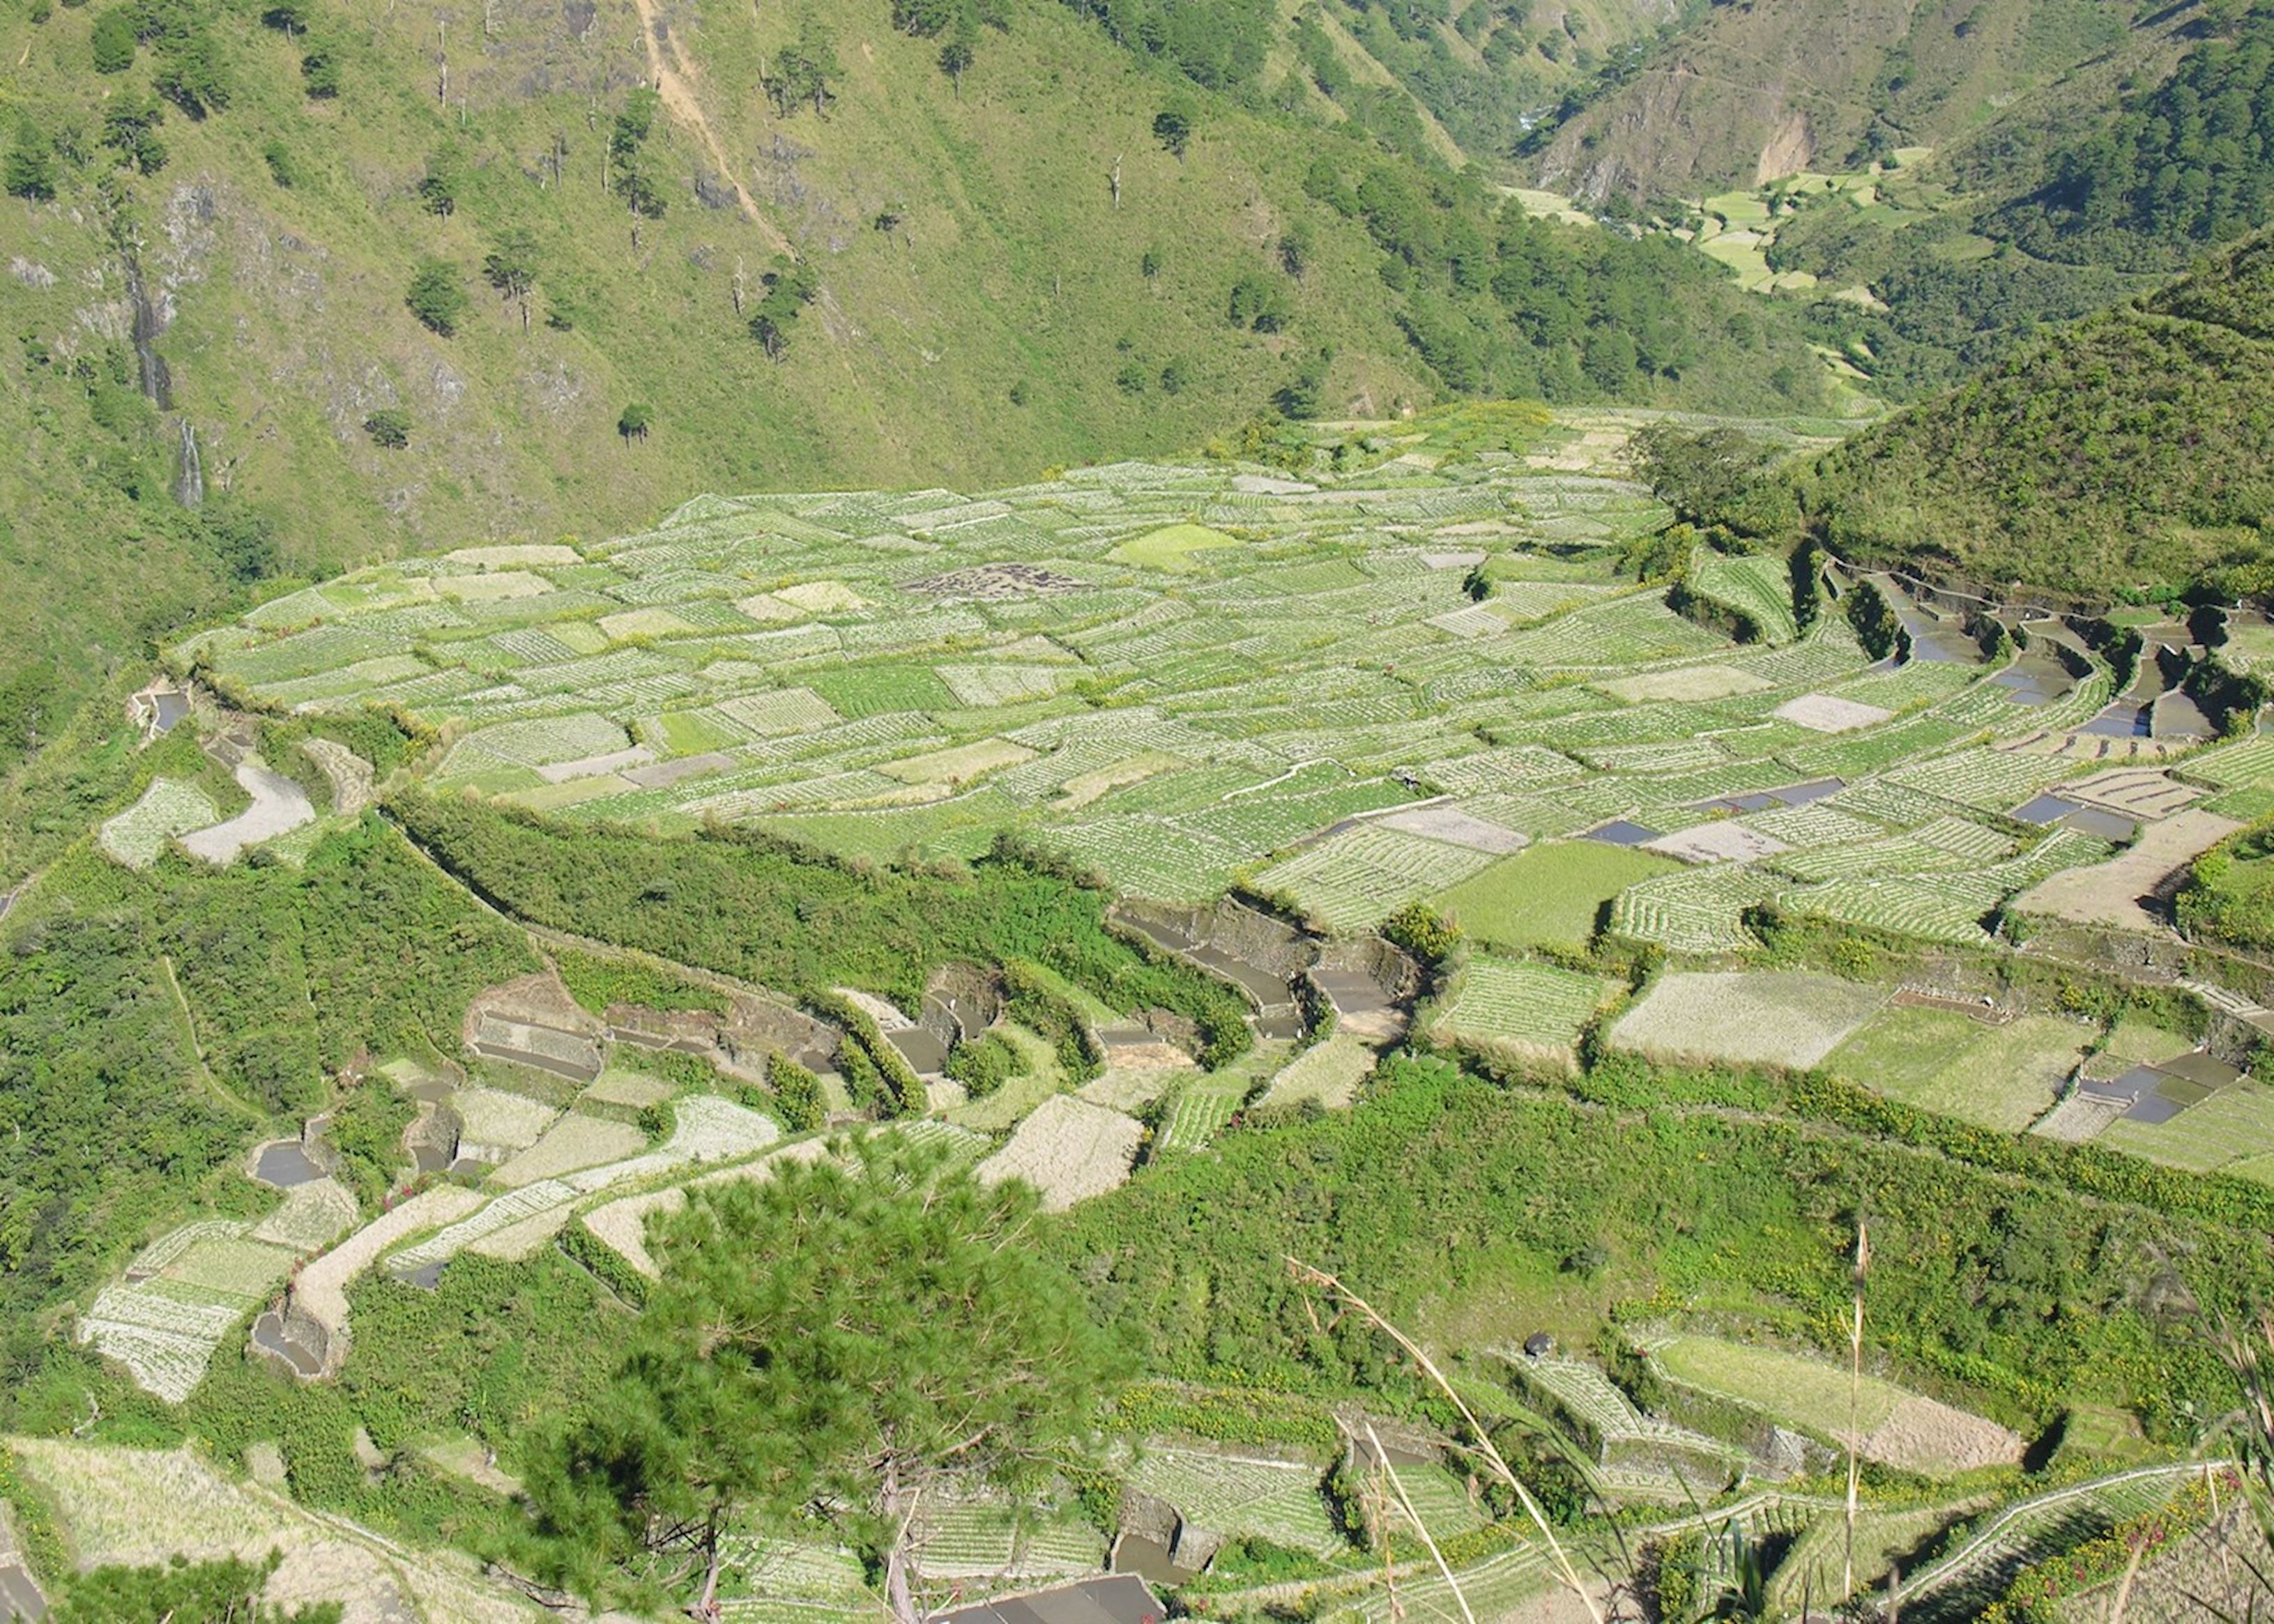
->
xmin=1262 ymin=1033 xmax=1375 ymax=1108
xmin=98 ymin=779 xmax=220 ymax=870
xmin=1435 ymin=956 xmax=1610 ymax=1060
xmin=2100 ymin=1015 xmax=2195 ymax=1066
xmin=1613 ymin=970 xmax=1888 ymax=1069
xmin=1596 ymin=663 xmax=1771 ymax=704
xmin=1654 ymin=1336 xmax=2021 ymax=1473
xmin=877 ymin=738 xmax=1035 ymax=786
xmin=1437 ymin=841 xmax=1683 ymax=951
xmin=1829 ymin=1007 xmax=2091 ymax=1131
xmin=714 ymin=687 xmax=844 ymax=737
xmin=1108 ymin=523 xmax=1239 ymax=573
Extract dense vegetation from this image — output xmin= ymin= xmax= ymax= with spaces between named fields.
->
xmin=2177 ymin=818 xmax=2274 ymax=951
xmin=0 ymin=814 xmax=530 ymax=1340
xmin=1997 ymin=1 xmax=2274 ymax=270
xmin=521 ymin=1144 xmax=1111 ymax=1616
xmin=1803 ymin=231 xmax=2274 ymax=599
xmin=388 ymin=793 xmax=1251 ymax=1062
xmin=1062 ymin=1052 xmax=2262 ymax=1433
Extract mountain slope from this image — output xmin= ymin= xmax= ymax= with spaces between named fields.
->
xmin=1527 ymin=0 xmax=2178 ymax=202
xmin=1803 ymin=231 xmax=2274 ymax=599
xmin=0 ymin=0 xmax=1833 ymax=784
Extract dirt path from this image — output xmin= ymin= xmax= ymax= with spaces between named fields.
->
xmin=626 ymin=0 xmax=791 ymax=253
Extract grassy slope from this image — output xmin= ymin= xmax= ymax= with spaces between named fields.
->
xmin=1 ymin=0 xmax=1442 ymax=744
xmin=1803 ymin=231 xmax=2274 ymax=599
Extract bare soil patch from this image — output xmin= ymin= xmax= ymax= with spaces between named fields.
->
xmin=179 ymin=762 xmax=314 ymax=864
xmin=1776 ymin=693 xmax=1896 ymax=733
xmin=2016 ymin=807 xmax=2241 ymax=932
xmin=977 ymin=1095 xmax=1143 ymax=1211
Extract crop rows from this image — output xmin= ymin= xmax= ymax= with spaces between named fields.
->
xmin=1160 ymin=1079 xmax=1247 ymax=1151
xmin=1689 ymin=553 xmax=1799 ymax=644
xmin=1124 ymin=1450 xmax=1344 ymax=1556
xmin=1886 ymin=746 xmax=2079 ymax=811
xmin=99 ymin=779 xmax=220 ymax=870
xmin=1253 ymin=827 xmax=1499 ymax=933
xmin=1610 ymin=868 xmax=1783 ymax=955
xmin=1437 ymin=958 xmax=1608 ymax=1052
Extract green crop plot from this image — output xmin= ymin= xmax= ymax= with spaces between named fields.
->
xmin=1829 ymin=1007 xmax=2091 ymax=1130
xmin=1253 ymin=825 xmax=1498 ymax=933
xmin=1108 ymin=523 xmax=1239 ymax=573
xmin=1437 ymin=841 xmax=1684 ymax=951
xmin=1688 ymin=551 xmax=1799 ymax=644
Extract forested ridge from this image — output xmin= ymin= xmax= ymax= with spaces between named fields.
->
xmin=1803 ymin=229 xmax=2274 ymax=599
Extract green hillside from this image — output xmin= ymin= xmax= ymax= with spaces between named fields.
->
xmin=0 ymin=0 xmax=1836 ymax=785
xmin=1804 ymin=231 xmax=2274 ymax=599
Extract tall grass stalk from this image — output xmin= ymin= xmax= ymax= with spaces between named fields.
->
xmin=1286 ymin=1257 xmax=1607 ymax=1624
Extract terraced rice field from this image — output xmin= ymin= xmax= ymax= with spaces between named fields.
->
xmin=178 ymin=422 xmax=2150 ymax=942
xmin=78 ymin=1211 xmax=335 ymax=1403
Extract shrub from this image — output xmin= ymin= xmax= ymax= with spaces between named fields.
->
xmin=414 ymin=155 xmax=457 ymax=215
xmin=617 ymin=402 xmax=652 ymax=442
xmin=363 ymin=408 xmax=411 ymax=449
xmin=768 ymin=1052 xmax=825 ymax=1132
xmin=1382 ymin=900 xmax=1460 ymax=965
xmin=944 ymin=1030 xmax=1025 ymax=1098
xmin=405 ymin=259 xmax=467 ymax=336
xmin=91 ymin=8 xmax=138 ymax=70
xmin=300 ymin=44 xmax=341 ymax=98
xmin=101 ymin=96 xmax=167 ymax=175
xmin=262 ymin=138 xmax=300 ymax=187
xmin=1228 ymin=270 xmax=1292 ymax=332
xmin=153 ymin=28 xmax=230 ymax=117
xmin=3 ymin=128 xmax=56 ymax=200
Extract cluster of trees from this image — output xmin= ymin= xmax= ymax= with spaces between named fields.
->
xmin=2007 ymin=1 xmax=2274 ymax=267
xmin=1628 ymin=422 xmax=1800 ymax=544
xmin=607 ymin=86 xmax=668 ymax=220
xmin=892 ymin=0 xmax=1008 ymax=92
xmin=1803 ymin=232 xmax=2274 ymax=599
xmin=761 ymin=15 xmax=846 ymax=118
xmin=1298 ymin=150 xmax=1819 ymax=408
xmin=519 ymin=1144 xmax=1113 ymax=1619
xmin=1055 ymin=0 xmax=1276 ymax=90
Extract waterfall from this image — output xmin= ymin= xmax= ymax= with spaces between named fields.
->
xmin=175 ymin=418 xmax=204 ymax=508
